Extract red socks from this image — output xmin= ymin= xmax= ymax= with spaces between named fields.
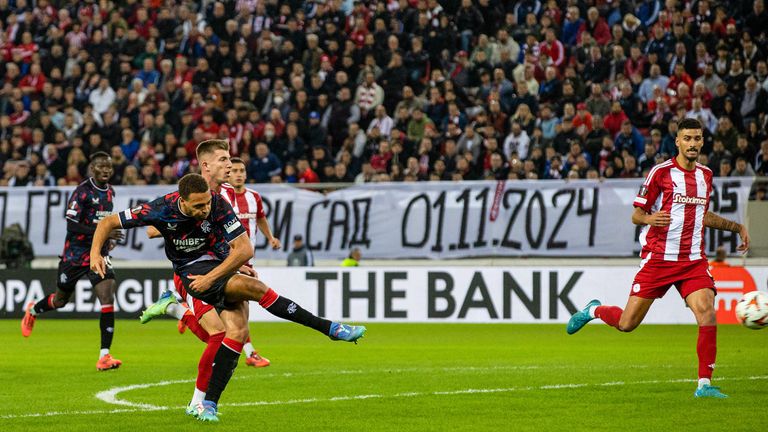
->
xmin=595 ymin=305 xmax=623 ymax=328
xmin=222 ymin=337 xmax=244 ymax=354
xmin=258 ymin=288 xmax=279 ymax=308
xmin=182 ymin=311 xmax=210 ymax=343
xmin=197 ymin=331 xmax=225 ymax=392
xmin=697 ymin=326 xmax=717 ymax=379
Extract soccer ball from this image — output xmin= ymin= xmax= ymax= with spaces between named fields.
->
xmin=735 ymin=291 xmax=768 ymax=330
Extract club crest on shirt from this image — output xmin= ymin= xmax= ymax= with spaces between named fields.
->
xmin=167 ymin=223 xmax=178 ymax=231
xmin=201 ymin=220 xmax=211 ymax=233
xmin=638 ymin=185 xmax=648 ymax=197
xmin=92 ymin=197 xmax=100 ymax=204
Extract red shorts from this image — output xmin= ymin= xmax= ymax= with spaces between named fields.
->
xmin=173 ymin=273 xmax=214 ymax=320
xmin=631 ymin=258 xmax=715 ymax=299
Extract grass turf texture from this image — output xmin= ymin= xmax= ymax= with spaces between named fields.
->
xmin=1 ymin=320 xmax=766 ymax=431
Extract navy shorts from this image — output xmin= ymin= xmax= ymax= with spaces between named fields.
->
xmin=57 ymin=259 xmax=115 ymax=292
xmin=176 ymin=260 xmax=237 ymax=310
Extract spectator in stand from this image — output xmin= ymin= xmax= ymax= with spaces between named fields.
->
xmin=604 ymin=101 xmax=630 ymax=138
xmin=614 ymin=120 xmax=645 ymax=157
xmin=296 ymin=157 xmax=319 ymax=183
xmin=0 ymin=0 xmax=764 ymax=192
xmin=248 ymin=143 xmax=282 ymax=184
xmin=732 ymin=156 xmax=756 ymax=177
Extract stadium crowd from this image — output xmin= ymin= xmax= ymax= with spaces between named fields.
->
xmin=0 ymin=0 xmax=767 ymax=196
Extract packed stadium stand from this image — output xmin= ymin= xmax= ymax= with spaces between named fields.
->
xmin=0 ymin=0 xmax=766 ymax=195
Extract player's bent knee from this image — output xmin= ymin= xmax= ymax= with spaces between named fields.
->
xmin=53 ymin=292 xmax=72 ymax=307
xmin=245 ymin=278 xmax=269 ymax=299
xmin=225 ymin=326 xmax=248 ymax=343
xmin=617 ymin=319 xmax=639 ymax=332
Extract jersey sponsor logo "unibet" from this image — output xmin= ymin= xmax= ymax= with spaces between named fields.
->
xmin=172 ymin=237 xmax=206 ymax=252
xmin=672 ymin=193 xmax=707 ymax=205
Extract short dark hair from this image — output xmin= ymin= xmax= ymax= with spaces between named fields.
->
xmin=178 ymin=173 xmax=209 ymax=199
xmin=677 ymin=118 xmax=703 ymax=131
xmin=230 ymin=157 xmax=245 ymax=167
xmin=196 ymin=139 xmax=229 ymax=160
xmin=90 ymin=151 xmax=110 ymax=164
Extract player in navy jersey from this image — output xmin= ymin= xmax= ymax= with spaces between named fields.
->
xmin=21 ymin=152 xmax=125 ymax=371
xmin=142 ymin=139 xmax=275 ymax=415
xmin=89 ymin=173 xmax=366 ymax=422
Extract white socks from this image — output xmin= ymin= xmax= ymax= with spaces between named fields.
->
xmin=99 ymin=348 xmax=110 ymax=358
xmin=698 ymin=378 xmax=711 ymax=389
xmin=191 ymin=387 xmax=206 ymax=406
xmin=165 ymin=302 xmax=186 ymax=320
xmin=588 ymin=306 xmax=598 ymax=319
xmin=243 ymin=342 xmax=255 ymax=358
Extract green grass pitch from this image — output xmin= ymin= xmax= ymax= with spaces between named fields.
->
xmin=2 ymin=320 xmax=767 ymax=431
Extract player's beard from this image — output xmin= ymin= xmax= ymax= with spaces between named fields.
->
xmin=684 ymin=148 xmax=699 ymax=162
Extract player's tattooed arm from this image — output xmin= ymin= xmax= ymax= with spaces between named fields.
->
xmin=704 ymin=212 xmax=750 ymax=253
xmin=703 ymin=212 xmax=741 ymax=232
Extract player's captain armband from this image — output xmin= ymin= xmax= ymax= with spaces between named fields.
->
xmin=224 ymin=219 xmax=242 ymax=234
xmin=66 ymin=201 xmax=78 ymax=218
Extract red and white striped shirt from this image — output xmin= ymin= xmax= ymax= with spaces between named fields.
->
xmin=220 ymin=183 xmax=266 ymax=264
xmin=633 ymin=158 xmax=713 ymax=262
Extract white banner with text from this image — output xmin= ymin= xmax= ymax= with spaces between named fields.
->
xmin=0 ymin=179 xmax=752 ymax=260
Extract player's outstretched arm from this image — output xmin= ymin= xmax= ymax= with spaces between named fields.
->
xmin=90 ymin=214 xmax=123 ymax=277
xmin=704 ymin=211 xmax=750 ymax=253
xmin=146 ymin=225 xmax=161 ymax=239
xmin=257 ymin=216 xmax=281 ymax=249
xmin=188 ymin=233 xmax=253 ymax=293
xmin=632 ymin=207 xmax=671 ymax=227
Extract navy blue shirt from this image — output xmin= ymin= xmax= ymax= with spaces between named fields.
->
xmin=118 ymin=191 xmax=246 ymax=270
xmin=63 ymin=178 xmax=115 ymax=265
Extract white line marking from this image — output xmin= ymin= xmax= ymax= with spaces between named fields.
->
xmin=92 ymin=364 xmax=665 ymax=410
xmin=2 ymin=375 xmax=766 ymax=420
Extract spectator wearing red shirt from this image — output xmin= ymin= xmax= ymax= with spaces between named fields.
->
xmin=538 ymin=28 xmax=565 ymax=69
xmin=225 ymin=109 xmax=245 ymax=156
xmin=624 ymin=45 xmax=647 ymax=80
xmin=370 ymin=139 xmax=393 ymax=173
xmin=667 ymin=63 xmax=694 ymax=94
xmin=349 ymin=18 xmax=369 ymax=49
xmin=572 ymin=103 xmax=593 ymax=134
xmin=12 ymin=32 xmax=38 ymax=64
xmin=603 ymin=101 xmax=629 ymax=137
xmin=173 ymin=56 xmax=195 ymax=87
xmin=577 ymin=7 xmax=611 ymax=46
xmin=297 ymin=157 xmax=319 ymax=183
xmin=19 ymin=63 xmax=46 ymax=94
xmin=196 ymin=112 xmax=221 ymax=136
xmin=132 ymin=8 xmax=154 ymax=39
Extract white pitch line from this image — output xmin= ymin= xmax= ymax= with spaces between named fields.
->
xmin=92 ymin=363 xmax=665 ymax=410
xmin=1 ymin=375 xmax=766 ymax=420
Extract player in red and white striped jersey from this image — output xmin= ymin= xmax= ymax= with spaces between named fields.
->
xmin=220 ymin=157 xmax=282 ymax=366
xmin=567 ymin=118 xmax=750 ymax=399
xmin=220 ymin=158 xmax=282 ymax=261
